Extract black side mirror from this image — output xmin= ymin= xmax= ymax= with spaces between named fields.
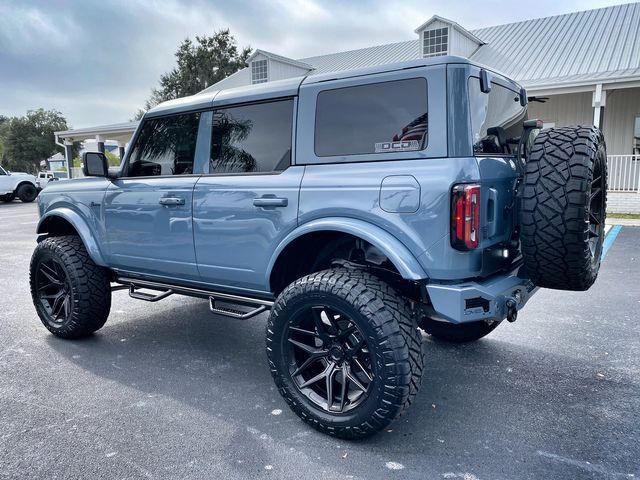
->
xmin=82 ymin=152 xmax=109 ymax=177
xmin=480 ymin=69 xmax=492 ymax=93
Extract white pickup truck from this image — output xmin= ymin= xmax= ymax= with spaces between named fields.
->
xmin=0 ymin=165 xmax=39 ymax=203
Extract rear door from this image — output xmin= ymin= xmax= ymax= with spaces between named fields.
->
xmin=103 ymin=111 xmax=207 ymax=281
xmin=193 ymin=98 xmax=302 ymax=293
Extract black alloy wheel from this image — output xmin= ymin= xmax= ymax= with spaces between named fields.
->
xmin=286 ymin=304 xmax=374 ymax=413
xmin=30 ymin=235 xmax=111 ymax=338
xmin=267 ymin=268 xmax=424 ymax=439
xmin=35 ymin=258 xmax=72 ymax=327
xmin=588 ymin=156 xmax=606 ymax=259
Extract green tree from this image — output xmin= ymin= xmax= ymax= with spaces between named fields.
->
xmin=105 ymin=150 xmax=122 ymax=167
xmin=135 ymin=30 xmax=251 ymax=119
xmin=2 ymin=109 xmax=69 ymax=173
xmin=0 ymin=115 xmax=8 ymax=160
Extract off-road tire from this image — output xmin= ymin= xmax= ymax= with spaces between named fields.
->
xmin=420 ymin=318 xmax=499 ymax=343
xmin=30 ymin=235 xmax=111 ymax=338
xmin=17 ymin=183 xmax=38 ymax=202
xmin=1 ymin=193 xmax=15 ymax=203
xmin=266 ymin=268 xmax=424 ymax=439
xmin=521 ymin=126 xmax=607 ymax=290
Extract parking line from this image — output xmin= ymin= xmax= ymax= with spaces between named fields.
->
xmin=601 ymin=225 xmax=622 ymax=261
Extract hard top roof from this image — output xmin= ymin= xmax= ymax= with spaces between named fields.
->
xmin=145 ymin=56 xmax=518 ymax=117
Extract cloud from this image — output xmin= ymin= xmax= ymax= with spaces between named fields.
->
xmin=0 ymin=0 xmax=624 ymax=127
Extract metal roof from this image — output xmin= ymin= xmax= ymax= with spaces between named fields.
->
xmin=471 ymin=2 xmax=640 ymax=85
xmin=296 ymin=3 xmax=640 ymax=88
xmin=246 ymin=49 xmax=313 ymax=70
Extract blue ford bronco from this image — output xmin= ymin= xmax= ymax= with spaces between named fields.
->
xmin=30 ymin=56 xmax=607 ymax=438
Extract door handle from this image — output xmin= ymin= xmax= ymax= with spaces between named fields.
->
xmin=253 ymin=197 xmax=288 ymax=208
xmin=159 ymin=197 xmax=185 ymax=206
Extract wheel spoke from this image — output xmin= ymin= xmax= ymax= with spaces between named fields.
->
xmin=588 ymin=228 xmax=599 ymax=239
xmin=291 ymin=351 xmax=328 ymax=376
xmin=41 ymin=289 xmax=63 ymax=299
xmin=287 ymin=337 xmax=321 ymax=354
xmin=325 ymin=362 xmax=337 ymax=410
xmin=289 ymin=326 xmax=318 ymax=337
xmin=51 ymin=292 xmax=66 ymax=319
xmin=346 ymin=367 xmax=367 ymax=393
xmin=337 ymin=364 xmax=349 ymax=412
xmin=40 ymin=264 xmax=61 ymax=285
xmin=299 ymin=362 xmax=334 ymax=389
xmin=589 ymin=211 xmax=601 ymax=225
xmin=590 ymin=187 xmax=601 ymax=201
xmin=62 ymin=295 xmax=71 ymax=318
xmin=38 ymin=282 xmax=57 ymax=291
xmin=591 ymin=175 xmax=601 ymax=186
xmin=352 ymin=357 xmax=373 ymax=382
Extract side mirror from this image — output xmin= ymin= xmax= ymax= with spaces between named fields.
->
xmin=480 ymin=69 xmax=492 ymax=93
xmin=82 ymin=152 xmax=109 ymax=177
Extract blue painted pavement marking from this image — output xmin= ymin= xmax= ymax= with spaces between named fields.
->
xmin=601 ymin=225 xmax=622 ymax=261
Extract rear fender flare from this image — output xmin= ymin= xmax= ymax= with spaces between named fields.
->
xmin=266 ymin=217 xmax=428 ymax=286
xmin=36 ymin=208 xmax=108 ymax=266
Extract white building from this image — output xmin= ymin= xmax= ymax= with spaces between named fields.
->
xmin=56 ymin=3 xmax=640 ymax=211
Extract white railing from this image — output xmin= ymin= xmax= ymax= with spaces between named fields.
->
xmin=607 ymin=155 xmax=640 ymax=192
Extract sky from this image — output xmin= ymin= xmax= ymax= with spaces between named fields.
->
xmin=0 ymin=0 xmax=629 ymax=128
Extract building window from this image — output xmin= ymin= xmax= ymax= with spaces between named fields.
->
xmin=251 ymin=59 xmax=268 ymax=84
xmin=634 ymin=116 xmax=640 ymax=155
xmin=423 ymin=27 xmax=448 ymax=57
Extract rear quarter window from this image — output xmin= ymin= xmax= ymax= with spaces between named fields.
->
xmin=468 ymin=77 xmax=526 ymax=155
xmin=314 ymin=78 xmax=428 ymax=157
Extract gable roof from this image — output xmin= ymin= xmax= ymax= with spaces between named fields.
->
xmin=246 ymin=49 xmax=313 ymax=70
xmin=414 ymin=14 xmax=485 ymax=45
xmin=295 ymin=3 xmax=640 ymax=89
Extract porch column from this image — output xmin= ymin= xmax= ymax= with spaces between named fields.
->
xmin=95 ymin=134 xmax=105 ymax=153
xmin=592 ymin=83 xmax=606 ymax=129
xmin=63 ymin=140 xmax=74 ymax=179
xmin=118 ymin=141 xmax=126 ymax=161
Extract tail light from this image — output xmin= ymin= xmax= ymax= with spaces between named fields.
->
xmin=451 ymin=184 xmax=481 ymax=250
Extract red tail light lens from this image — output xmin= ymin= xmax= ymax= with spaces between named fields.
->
xmin=451 ymin=184 xmax=481 ymax=250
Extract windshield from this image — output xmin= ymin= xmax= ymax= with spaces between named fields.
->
xmin=0 ymin=166 xmax=7 ymax=175
xmin=468 ymin=77 xmax=526 ymax=155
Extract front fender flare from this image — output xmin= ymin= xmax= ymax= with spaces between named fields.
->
xmin=266 ymin=217 xmax=428 ymax=285
xmin=37 ymin=208 xmax=108 ymax=267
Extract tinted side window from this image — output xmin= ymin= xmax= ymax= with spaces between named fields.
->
xmin=210 ymin=99 xmax=293 ymax=174
xmin=127 ymin=112 xmax=201 ymax=177
xmin=314 ymin=78 xmax=428 ymax=157
xmin=468 ymin=78 xmax=526 ymax=155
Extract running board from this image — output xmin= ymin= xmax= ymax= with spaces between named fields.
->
xmin=114 ymin=277 xmax=273 ymax=319
xmin=208 ymin=297 xmax=267 ymax=319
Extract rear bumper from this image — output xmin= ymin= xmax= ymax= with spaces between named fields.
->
xmin=425 ymin=265 xmax=538 ymax=324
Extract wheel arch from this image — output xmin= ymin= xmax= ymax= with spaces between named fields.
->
xmin=267 ymin=217 xmax=428 ymax=294
xmin=36 ymin=208 xmax=108 ymax=266
xmin=15 ymin=180 xmax=37 ymax=191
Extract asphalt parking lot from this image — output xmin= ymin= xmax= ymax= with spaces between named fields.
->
xmin=0 ymin=200 xmax=638 ymax=480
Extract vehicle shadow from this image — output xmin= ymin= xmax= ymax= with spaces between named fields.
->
xmin=45 ymin=298 xmax=637 ymax=477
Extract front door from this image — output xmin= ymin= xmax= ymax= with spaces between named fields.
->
xmin=104 ymin=111 xmax=204 ymax=281
xmin=193 ymin=98 xmax=301 ymax=293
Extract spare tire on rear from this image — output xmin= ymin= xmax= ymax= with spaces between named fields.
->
xmin=520 ymin=125 xmax=607 ymax=291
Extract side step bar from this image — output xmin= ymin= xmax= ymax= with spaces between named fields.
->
xmin=115 ymin=277 xmax=273 ymax=320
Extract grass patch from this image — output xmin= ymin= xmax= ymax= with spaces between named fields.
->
xmin=608 ymin=213 xmax=640 ymax=219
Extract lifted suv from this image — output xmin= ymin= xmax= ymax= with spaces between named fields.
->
xmin=31 ymin=57 xmax=607 ymax=439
